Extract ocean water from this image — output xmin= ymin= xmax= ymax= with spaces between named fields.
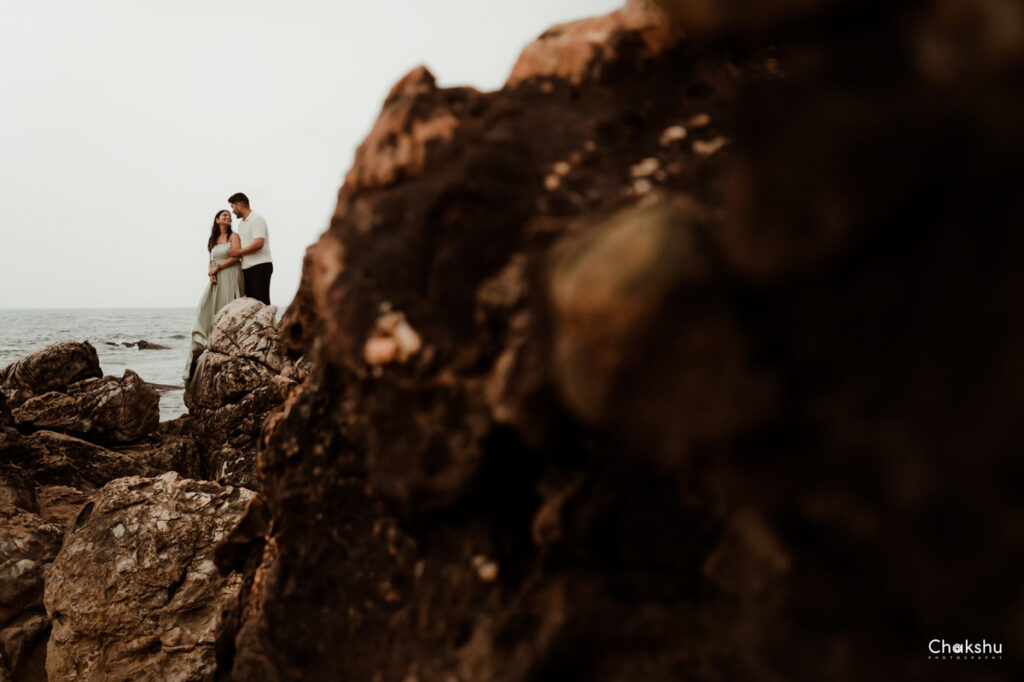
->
xmin=0 ymin=308 xmax=199 ymax=422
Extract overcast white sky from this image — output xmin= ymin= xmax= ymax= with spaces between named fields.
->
xmin=0 ymin=0 xmax=619 ymax=309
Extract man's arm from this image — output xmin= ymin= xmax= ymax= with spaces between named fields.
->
xmin=229 ymin=237 xmax=264 ymax=257
xmin=229 ymin=215 xmax=268 ymax=257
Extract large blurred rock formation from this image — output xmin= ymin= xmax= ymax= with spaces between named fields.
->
xmin=225 ymin=0 xmax=1024 ymax=680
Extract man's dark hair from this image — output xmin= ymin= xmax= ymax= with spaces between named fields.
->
xmin=228 ymin=192 xmax=250 ymax=207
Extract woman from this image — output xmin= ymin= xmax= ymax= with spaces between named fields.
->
xmin=182 ymin=210 xmax=245 ymax=381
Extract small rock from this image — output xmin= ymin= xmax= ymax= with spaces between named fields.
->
xmin=630 ymin=157 xmax=661 ymax=178
xmin=364 ymin=338 xmax=398 ymax=365
xmin=364 ymin=312 xmax=422 ymax=365
xmin=659 ymin=125 xmax=688 ymax=146
xmin=688 ymin=113 xmax=712 ymax=128
xmin=632 ymin=178 xmax=653 ymax=194
xmin=703 ymin=508 xmax=790 ymax=599
xmin=471 ymin=555 xmax=499 ymax=582
xmin=693 ymin=136 xmax=728 ymax=156
xmin=134 ymin=340 xmax=170 ymax=350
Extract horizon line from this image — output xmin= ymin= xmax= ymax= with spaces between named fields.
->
xmin=0 ymin=303 xmax=293 ymax=311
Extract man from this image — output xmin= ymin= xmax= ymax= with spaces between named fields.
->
xmin=227 ymin=192 xmax=274 ymax=305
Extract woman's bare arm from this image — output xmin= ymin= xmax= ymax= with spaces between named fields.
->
xmin=214 ymin=235 xmax=243 ymax=272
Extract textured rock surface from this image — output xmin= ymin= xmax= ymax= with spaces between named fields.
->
xmin=227 ymin=1 xmax=1024 ymax=680
xmin=0 ymin=469 xmax=61 ymax=682
xmin=507 ymin=0 xmax=680 ymax=86
xmin=184 ymin=351 xmax=280 ymax=413
xmin=12 ymin=370 xmax=159 ymax=444
xmin=183 ymin=298 xmax=305 ymax=489
xmin=44 ymin=472 xmax=255 ymax=682
xmin=208 ymin=298 xmax=290 ymax=374
xmin=15 ymin=430 xmax=152 ymax=489
xmin=0 ymin=341 xmax=101 ymax=409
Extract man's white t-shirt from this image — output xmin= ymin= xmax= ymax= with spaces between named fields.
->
xmin=237 ymin=212 xmax=273 ymax=270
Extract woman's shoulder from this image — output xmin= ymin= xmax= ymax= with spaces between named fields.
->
xmin=230 ymin=232 xmax=241 ymax=243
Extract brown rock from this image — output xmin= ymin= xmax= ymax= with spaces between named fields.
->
xmin=0 ymin=475 xmax=61 ymax=682
xmin=0 ymin=341 xmax=101 ymax=408
xmin=12 ymin=370 xmax=159 ymax=444
xmin=15 ymin=430 xmax=151 ymax=489
xmin=507 ymin=1 xmax=680 ymax=87
xmin=544 ymin=195 xmax=711 ymax=425
xmin=178 ymin=299 xmax=305 ymax=489
xmin=202 ymin=384 xmax=297 ymax=489
xmin=207 ymin=298 xmax=290 ymax=374
xmin=184 ymin=351 xmax=282 ymax=413
xmin=343 ymin=66 xmax=468 ymax=193
xmin=32 ymin=486 xmax=90 ymax=528
xmin=656 ymin=0 xmax=846 ymax=36
xmin=44 ymin=472 xmax=256 ymax=682
xmin=227 ymin=1 xmax=1024 ymax=680
xmin=133 ymin=340 xmax=170 ymax=350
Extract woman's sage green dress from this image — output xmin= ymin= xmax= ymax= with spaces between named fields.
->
xmin=182 ymin=241 xmax=244 ymax=380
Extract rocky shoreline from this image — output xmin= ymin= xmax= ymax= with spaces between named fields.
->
xmin=0 ymin=298 xmax=303 ymax=680
xmin=3 ymin=0 xmax=1023 ymax=679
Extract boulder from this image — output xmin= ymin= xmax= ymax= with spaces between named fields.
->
xmin=110 ymin=419 xmax=205 ymax=484
xmin=229 ymin=1 xmax=1024 ymax=680
xmin=13 ymin=431 xmax=151 ymax=490
xmin=44 ymin=472 xmax=256 ymax=682
xmin=12 ymin=370 xmax=159 ymax=444
xmin=32 ymin=486 xmax=90 ymax=528
xmin=200 ymin=384 xmax=295 ymax=490
xmin=184 ymin=351 xmax=281 ymax=413
xmin=208 ymin=298 xmax=290 ymax=373
xmin=186 ymin=299 xmax=307 ymax=414
xmin=0 ymin=341 xmax=101 ymax=408
xmin=506 ymin=1 xmax=680 ymax=87
xmin=181 ymin=299 xmax=307 ymax=488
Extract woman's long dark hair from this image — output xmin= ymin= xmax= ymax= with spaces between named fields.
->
xmin=208 ymin=210 xmax=232 ymax=252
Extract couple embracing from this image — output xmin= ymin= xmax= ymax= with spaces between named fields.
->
xmin=182 ymin=192 xmax=273 ymax=381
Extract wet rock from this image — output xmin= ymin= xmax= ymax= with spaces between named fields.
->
xmin=0 ymin=341 xmax=101 ymax=409
xmin=12 ymin=370 xmax=159 ymax=444
xmin=44 ymin=472 xmax=256 ymax=682
xmin=132 ymin=340 xmax=170 ymax=350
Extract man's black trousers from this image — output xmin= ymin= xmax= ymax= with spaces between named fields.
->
xmin=243 ymin=262 xmax=273 ymax=305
